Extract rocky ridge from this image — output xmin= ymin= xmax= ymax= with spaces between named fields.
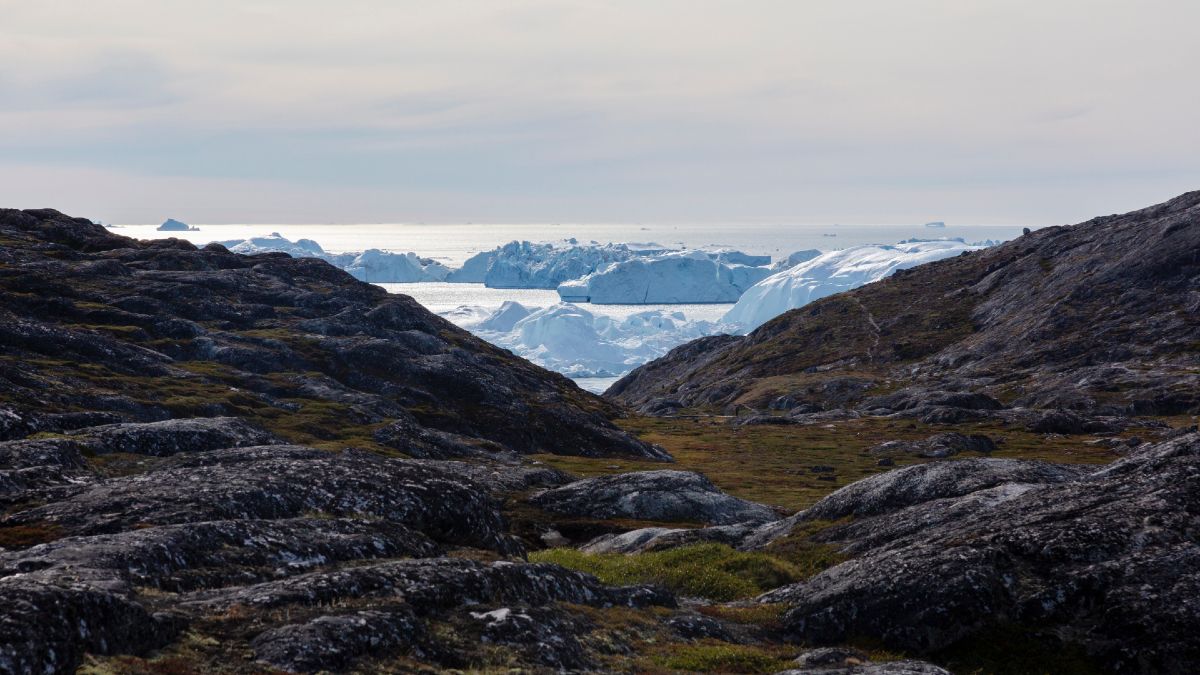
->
xmin=609 ymin=191 xmax=1200 ymax=417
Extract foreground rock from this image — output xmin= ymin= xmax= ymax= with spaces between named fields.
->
xmin=65 ymin=416 xmax=280 ymax=456
xmin=531 ymin=470 xmax=780 ymax=525
xmin=777 ymin=647 xmax=953 ymax=674
xmin=764 ymin=433 xmax=1200 ymax=673
xmin=869 ymin=432 xmax=996 ymax=458
xmin=4 ymin=445 xmax=523 ymax=554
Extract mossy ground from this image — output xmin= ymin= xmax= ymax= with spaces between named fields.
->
xmin=534 ymin=414 xmax=1125 ymax=511
xmin=531 ymin=543 xmax=806 ymax=602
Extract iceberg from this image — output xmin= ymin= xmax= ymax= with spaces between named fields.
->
xmin=924 ymin=221 xmax=947 ymax=228
xmin=772 ymin=249 xmax=823 ymax=271
xmin=704 ymin=248 xmax=771 ymax=267
xmin=213 ymin=233 xmax=449 ymax=282
xmin=557 ymin=251 xmax=772 ymax=304
xmin=447 ymin=302 xmax=729 ymax=378
xmin=445 ymin=249 xmax=496 ymax=283
xmin=341 ymin=249 xmax=450 ymax=283
xmin=475 ymin=300 xmax=532 ymax=332
xmin=158 ymin=218 xmax=198 ymax=232
xmin=468 ymin=240 xmax=671 ymax=289
xmin=217 ymin=232 xmax=325 ymax=257
xmin=444 ymin=239 xmax=770 ymax=290
xmin=723 ymin=239 xmax=986 ymax=331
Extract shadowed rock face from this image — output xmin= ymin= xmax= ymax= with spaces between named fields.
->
xmin=609 ymin=191 xmax=1200 ymax=416
xmin=763 ymin=433 xmax=1200 ymax=674
xmin=0 ymin=207 xmax=664 ymax=460
xmin=531 ymin=469 xmax=781 ymax=525
xmin=5 ymin=445 xmax=525 ymax=554
xmin=0 ymin=438 xmax=678 ymax=672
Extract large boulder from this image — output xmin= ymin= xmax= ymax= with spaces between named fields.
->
xmin=531 ymin=470 xmax=779 ymax=525
xmin=769 ymin=433 xmax=1200 ymax=673
xmin=2 ymin=445 xmax=523 ymax=555
xmin=798 ymin=457 xmax=1085 ymax=521
xmin=65 ymin=417 xmax=280 ymax=456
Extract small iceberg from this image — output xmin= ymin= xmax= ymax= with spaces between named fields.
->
xmin=444 ymin=302 xmax=731 ymax=379
xmin=158 ymin=218 xmax=199 ymax=232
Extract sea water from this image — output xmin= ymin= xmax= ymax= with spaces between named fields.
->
xmin=111 ymin=221 xmax=1030 ymax=393
xmin=108 ymin=222 xmax=1029 ymax=267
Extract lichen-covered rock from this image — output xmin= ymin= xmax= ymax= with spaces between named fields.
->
xmin=3 ymin=445 xmax=522 ymax=555
xmin=798 ymin=457 xmax=1085 ymax=521
xmin=411 ymin=459 xmax=575 ymax=494
xmin=531 ymin=470 xmax=780 ymax=525
xmin=771 ymin=434 xmax=1200 ymax=673
xmin=0 ymin=438 xmax=88 ymax=470
xmin=0 ymin=578 xmax=182 ymax=675
xmin=776 ymin=659 xmax=952 ymax=674
xmin=869 ymin=432 xmax=997 ymax=459
xmin=179 ymin=557 xmax=675 ymax=614
xmin=0 ymin=517 xmax=439 ymax=592
xmin=0 ymin=438 xmax=95 ymax=500
xmin=251 ymin=608 xmax=424 ymax=673
xmin=581 ymin=523 xmax=756 ymax=554
xmin=863 ymin=388 xmax=1004 ymax=414
xmin=64 ymin=416 xmax=280 ymax=456
xmin=468 ymin=605 xmax=594 ymax=669
xmin=666 ymin=612 xmax=738 ymax=642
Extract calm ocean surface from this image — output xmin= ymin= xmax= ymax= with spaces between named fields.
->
xmin=109 ymin=222 xmax=1030 ymax=267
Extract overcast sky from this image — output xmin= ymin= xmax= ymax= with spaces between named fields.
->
xmin=2 ymin=1 xmax=1198 ymax=224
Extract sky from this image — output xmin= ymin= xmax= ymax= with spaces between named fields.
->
xmin=1 ymin=0 xmax=1198 ymax=225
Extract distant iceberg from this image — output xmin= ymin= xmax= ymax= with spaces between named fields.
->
xmin=448 ymin=240 xmax=673 ymax=289
xmin=723 ymin=239 xmax=987 ymax=331
xmin=446 ymin=301 xmax=729 ymax=378
xmin=924 ymin=221 xmax=947 ymax=228
xmin=772 ymin=249 xmax=822 ymax=271
xmin=213 ymin=233 xmax=449 ymax=282
xmin=219 ymin=232 xmax=324 ymax=257
xmin=557 ymin=251 xmax=772 ymax=304
xmin=341 ymin=249 xmax=450 ymax=283
xmin=445 ymin=239 xmax=771 ymax=290
xmin=158 ymin=218 xmax=199 ymax=232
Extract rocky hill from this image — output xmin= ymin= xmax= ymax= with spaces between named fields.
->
xmin=609 ymin=191 xmax=1200 ymax=417
xmin=0 ymin=208 xmax=663 ymax=460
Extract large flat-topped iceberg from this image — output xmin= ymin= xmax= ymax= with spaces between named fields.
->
xmin=557 ymin=251 xmax=772 ymax=304
xmin=446 ymin=239 xmax=771 ymax=289
xmin=448 ymin=239 xmax=673 ymax=287
xmin=723 ymin=239 xmax=987 ymax=331
xmin=446 ymin=302 xmax=728 ymax=378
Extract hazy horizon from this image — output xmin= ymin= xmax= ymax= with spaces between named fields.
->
xmin=3 ymin=1 xmax=1199 ymax=226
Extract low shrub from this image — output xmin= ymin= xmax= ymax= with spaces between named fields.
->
xmin=658 ymin=644 xmax=791 ymax=673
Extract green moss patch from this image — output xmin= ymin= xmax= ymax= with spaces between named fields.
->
xmin=531 ymin=543 xmax=803 ymax=602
